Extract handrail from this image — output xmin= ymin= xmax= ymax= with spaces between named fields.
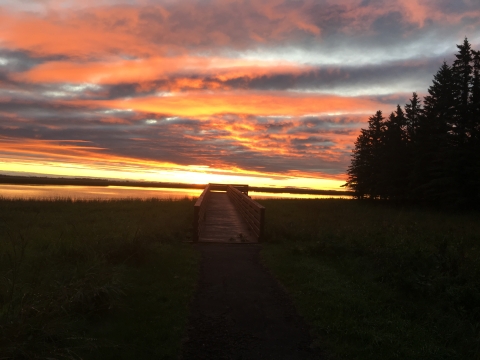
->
xmin=193 ymin=184 xmax=211 ymax=242
xmin=226 ymin=185 xmax=265 ymax=241
xmin=209 ymin=183 xmax=249 ymax=195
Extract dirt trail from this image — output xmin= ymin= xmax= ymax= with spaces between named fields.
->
xmin=181 ymin=244 xmax=323 ymax=360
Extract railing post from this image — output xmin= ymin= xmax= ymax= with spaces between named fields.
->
xmin=193 ymin=205 xmax=199 ymax=242
xmin=259 ymin=207 xmax=265 ymax=242
xmin=193 ymin=184 xmax=211 ymax=242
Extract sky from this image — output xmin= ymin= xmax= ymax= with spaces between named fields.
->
xmin=0 ymin=0 xmax=479 ymax=189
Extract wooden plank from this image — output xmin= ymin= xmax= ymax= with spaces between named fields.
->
xmin=194 ymin=184 xmax=264 ymax=243
xmin=199 ymin=192 xmax=256 ymax=243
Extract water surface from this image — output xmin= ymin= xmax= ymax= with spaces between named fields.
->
xmin=0 ymin=184 xmax=202 ymax=200
xmin=249 ymin=191 xmax=351 ymax=200
xmin=0 ymin=184 xmax=350 ymax=200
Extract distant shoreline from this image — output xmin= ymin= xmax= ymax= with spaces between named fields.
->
xmin=0 ymin=174 xmax=353 ymax=197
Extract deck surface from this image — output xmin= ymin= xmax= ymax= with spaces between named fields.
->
xmin=200 ymin=192 xmax=256 ymax=243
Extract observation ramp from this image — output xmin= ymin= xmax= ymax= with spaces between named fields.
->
xmin=193 ymin=184 xmax=265 ymax=243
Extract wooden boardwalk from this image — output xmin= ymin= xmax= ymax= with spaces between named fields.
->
xmin=200 ymin=192 xmax=255 ymax=243
xmin=193 ymin=184 xmax=265 ymax=243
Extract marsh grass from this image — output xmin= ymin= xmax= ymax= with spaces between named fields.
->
xmin=0 ymin=198 xmax=198 ymax=359
xmin=259 ymin=199 xmax=480 ymax=360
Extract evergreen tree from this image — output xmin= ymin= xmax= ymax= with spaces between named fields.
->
xmin=367 ymin=110 xmax=386 ymax=199
xmin=414 ymin=62 xmax=456 ymax=203
xmin=452 ymin=38 xmax=473 ymax=142
xmin=345 ymin=38 xmax=480 ymax=207
xmin=471 ymin=50 xmax=480 ymax=122
xmin=380 ymin=106 xmax=408 ymax=200
xmin=423 ymin=62 xmax=455 ymax=119
xmin=346 ymin=129 xmax=371 ymax=199
xmin=405 ymin=92 xmax=422 ymax=143
xmin=404 ymin=92 xmax=423 ymax=198
xmin=345 ymin=111 xmax=385 ymax=199
xmin=451 ymin=38 xmax=475 ymax=205
xmin=470 ymin=50 xmax=480 ymax=202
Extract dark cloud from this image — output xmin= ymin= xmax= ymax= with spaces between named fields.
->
xmin=372 ymin=11 xmax=415 ymax=36
xmin=229 ymin=59 xmax=444 ymax=92
xmin=63 ymin=54 xmax=453 ymax=101
xmin=0 ymin=93 xmax=355 ymax=175
xmin=0 ymin=49 xmax=71 ymax=72
xmin=436 ymin=0 xmax=479 ymax=14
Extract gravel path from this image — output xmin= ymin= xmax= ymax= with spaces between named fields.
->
xmin=181 ymin=244 xmax=323 ymax=359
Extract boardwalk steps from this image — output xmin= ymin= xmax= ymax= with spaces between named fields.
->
xmin=193 ymin=184 xmax=265 ymax=243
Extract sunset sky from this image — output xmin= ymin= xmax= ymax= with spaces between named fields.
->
xmin=0 ymin=0 xmax=479 ymax=189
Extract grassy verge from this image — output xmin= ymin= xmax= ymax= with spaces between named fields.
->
xmin=0 ymin=198 xmax=198 ymax=359
xmin=259 ymin=199 xmax=480 ymax=360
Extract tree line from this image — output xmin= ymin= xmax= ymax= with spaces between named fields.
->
xmin=345 ymin=38 xmax=480 ymax=208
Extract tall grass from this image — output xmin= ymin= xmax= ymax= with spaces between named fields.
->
xmin=0 ymin=198 xmax=198 ymax=359
xmin=259 ymin=199 xmax=480 ymax=360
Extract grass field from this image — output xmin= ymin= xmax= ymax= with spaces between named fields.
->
xmin=2 ymin=197 xmax=480 ymax=359
xmin=0 ymin=198 xmax=198 ymax=359
xmin=259 ymin=199 xmax=480 ymax=360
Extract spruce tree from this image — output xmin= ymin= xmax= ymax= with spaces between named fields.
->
xmin=452 ymin=38 xmax=473 ymax=142
xmin=345 ymin=111 xmax=385 ymax=199
xmin=346 ymin=129 xmax=371 ymax=199
xmin=380 ymin=106 xmax=408 ymax=200
xmin=345 ymin=38 xmax=480 ymax=207
xmin=405 ymin=92 xmax=423 ymax=143
xmin=471 ymin=50 xmax=480 ymax=122
xmin=367 ymin=110 xmax=386 ymax=199
xmin=470 ymin=50 xmax=480 ymax=202
xmin=415 ymin=62 xmax=456 ymax=203
xmin=404 ymin=93 xmax=423 ymax=198
xmin=452 ymin=38 xmax=475 ymax=205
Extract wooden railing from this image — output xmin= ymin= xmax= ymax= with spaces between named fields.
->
xmin=193 ymin=184 xmax=211 ymax=242
xmin=209 ymin=183 xmax=249 ymax=195
xmin=226 ymin=185 xmax=265 ymax=241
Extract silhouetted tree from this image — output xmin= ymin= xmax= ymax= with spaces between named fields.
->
xmin=470 ymin=50 xmax=480 ymax=126
xmin=346 ymin=111 xmax=385 ymax=199
xmin=452 ymin=38 xmax=473 ymax=142
xmin=451 ymin=38 xmax=477 ymax=205
xmin=345 ymin=38 xmax=480 ymax=208
xmin=379 ymin=105 xmax=408 ymax=200
xmin=471 ymin=50 xmax=480 ymax=202
xmin=405 ymin=92 xmax=422 ymax=143
xmin=413 ymin=62 xmax=455 ymax=203
xmin=346 ymin=128 xmax=371 ymax=199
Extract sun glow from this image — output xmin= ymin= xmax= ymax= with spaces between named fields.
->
xmin=0 ymin=159 xmax=345 ymax=190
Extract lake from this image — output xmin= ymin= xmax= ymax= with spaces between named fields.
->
xmin=0 ymin=184 xmax=348 ymax=200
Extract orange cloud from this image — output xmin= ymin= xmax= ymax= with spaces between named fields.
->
xmin=75 ymin=92 xmax=382 ymax=117
xmin=16 ymin=56 xmax=311 ymax=85
xmin=0 ymin=0 xmax=477 ymax=60
xmin=0 ymin=9 xmax=154 ymax=58
xmin=0 ymin=135 xmax=347 ymax=187
xmin=0 ymin=1 xmax=321 ymax=57
xmin=198 ymin=114 xmax=360 ymax=162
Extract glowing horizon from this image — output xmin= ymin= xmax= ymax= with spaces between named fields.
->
xmin=0 ymin=0 xmax=479 ymax=189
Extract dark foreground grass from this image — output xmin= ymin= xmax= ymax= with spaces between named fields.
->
xmin=0 ymin=198 xmax=198 ymax=359
xmin=259 ymin=199 xmax=480 ymax=360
